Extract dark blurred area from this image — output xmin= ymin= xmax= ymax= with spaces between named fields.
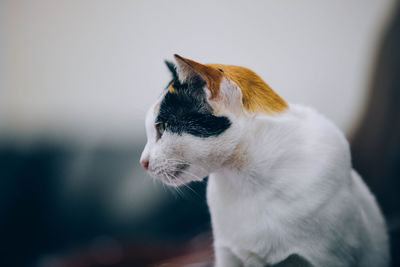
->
xmin=351 ymin=2 xmax=400 ymax=266
xmin=0 ymin=140 xmax=213 ymax=267
xmin=1 ymin=2 xmax=400 ymax=267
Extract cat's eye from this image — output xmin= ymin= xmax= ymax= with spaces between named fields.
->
xmin=155 ymin=122 xmax=168 ymax=140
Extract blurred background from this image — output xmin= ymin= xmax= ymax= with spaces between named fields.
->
xmin=1 ymin=1 xmax=399 ymax=266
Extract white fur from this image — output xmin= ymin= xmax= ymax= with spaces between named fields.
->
xmin=141 ymin=68 xmax=389 ymax=266
xmin=207 ymin=104 xmax=389 ymax=267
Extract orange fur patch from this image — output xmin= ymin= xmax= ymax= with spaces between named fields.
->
xmin=168 ymin=84 xmax=176 ymax=93
xmin=174 ymin=55 xmax=287 ymax=115
xmin=206 ymin=64 xmax=288 ymax=114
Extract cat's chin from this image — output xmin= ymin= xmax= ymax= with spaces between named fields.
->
xmin=161 ymin=177 xmax=189 ymax=187
xmin=152 ymin=172 xmax=191 ymax=187
xmin=146 ymin=161 xmax=206 ymax=187
xmin=149 ymin=170 xmax=204 ymax=187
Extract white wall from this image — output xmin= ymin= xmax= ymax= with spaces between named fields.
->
xmin=3 ymin=0 xmax=395 ymax=142
xmin=0 ymin=1 xmax=6 ymax=129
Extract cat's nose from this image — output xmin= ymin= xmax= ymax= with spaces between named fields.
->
xmin=140 ymin=158 xmax=149 ymax=170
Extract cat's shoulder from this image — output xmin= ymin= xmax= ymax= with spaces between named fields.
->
xmin=286 ymin=103 xmax=346 ymax=141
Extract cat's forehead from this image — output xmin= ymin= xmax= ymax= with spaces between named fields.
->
xmin=157 ymin=79 xmax=210 ymax=120
xmin=152 ymin=78 xmax=206 ymax=114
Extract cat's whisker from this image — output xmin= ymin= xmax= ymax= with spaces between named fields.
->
xmin=168 ymin=172 xmax=202 ymax=200
xmin=174 ymin=183 xmax=185 ymax=198
xmin=165 ymin=172 xmax=185 ymax=197
xmin=160 ymin=176 xmax=174 ymax=196
xmin=164 ymin=173 xmax=180 ymax=198
xmin=181 ymin=182 xmax=203 ymax=200
xmin=168 ymin=167 xmax=204 ymax=181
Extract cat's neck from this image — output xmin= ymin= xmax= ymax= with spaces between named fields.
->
xmin=210 ymin=109 xmax=294 ymax=196
xmin=209 ymin=104 xmax=350 ymax=200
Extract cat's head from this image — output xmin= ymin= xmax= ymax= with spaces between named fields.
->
xmin=140 ymin=55 xmax=287 ymax=186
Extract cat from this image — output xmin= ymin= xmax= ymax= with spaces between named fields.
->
xmin=140 ymin=54 xmax=390 ymax=267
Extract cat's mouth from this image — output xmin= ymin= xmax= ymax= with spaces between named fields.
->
xmin=171 ymin=163 xmax=189 ymax=177
xmin=150 ymin=163 xmax=190 ymax=185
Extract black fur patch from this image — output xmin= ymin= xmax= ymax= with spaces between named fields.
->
xmin=165 ymin=60 xmax=178 ymax=81
xmin=157 ymin=62 xmax=231 ymax=138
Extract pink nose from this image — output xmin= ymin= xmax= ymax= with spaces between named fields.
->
xmin=141 ymin=159 xmax=149 ymax=170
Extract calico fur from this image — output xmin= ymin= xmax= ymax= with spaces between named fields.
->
xmin=140 ymin=55 xmax=390 ymax=267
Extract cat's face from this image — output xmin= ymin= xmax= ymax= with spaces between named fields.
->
xmin=140 ymin=55 xmax=244 ymax=186
xmin=140 ymin=55 xmax=288 ymax=186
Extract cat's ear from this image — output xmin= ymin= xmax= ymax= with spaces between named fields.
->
xmin=173 ymin=54 xmax=205 ymax=84
xmin=164 ymin=60 xmax=178 ymax=80
xmin=174 ymin=54 xmax=223 ymax=99
xmin=174 ymin=54 xmax=244 ymax=115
